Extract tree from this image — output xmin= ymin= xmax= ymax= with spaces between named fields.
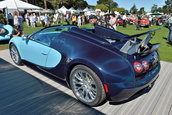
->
xmin=130 ymin=4 xmax=137 ymax=14
xmin=61 ymin=0 xmax=88 ymax=9
xmin=151 ymin=4 xmax=158 ymax=13
xmin=44 ymin=0 xmax=47 ymax=10
xmin=165 ymin=0 xmax=172 ymax=13
xmin=112 ymin=8 xmax=125 ymax=13
xmin=97 ymin=0 xmax=118 ymax=13
xmin=162 ymin=5 xmax=169 ymax=14
xmin=138 ymin=7 xmax=146 ymax=14
xmin=157 ymin=7 xmax=163 ymax=13
xmin=95 ymin=4 xmax=108 ymax=12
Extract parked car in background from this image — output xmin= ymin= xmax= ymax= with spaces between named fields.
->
xmin=116 ymin=16 xmax=123 ymax=26
xmin=9 ymin=25 xmax=161 ymax=106
xmin=0 ymin=24 xmax=13 ymax=41
xmin=127 ymin=18 xmax=137 ymax=25
xmin=140 ymin=18 xmax=150 ymax=27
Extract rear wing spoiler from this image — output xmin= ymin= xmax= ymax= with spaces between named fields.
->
xmin=124 ymin=28 xmax=161 ymax=39
xmin=120 ymin=28 xmax=161 ymax=55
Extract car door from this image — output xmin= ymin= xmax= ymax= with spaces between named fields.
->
xmin=20 ymin=31 xmax=51 ymax=67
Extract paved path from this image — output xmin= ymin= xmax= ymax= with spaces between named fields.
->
xmin=0 ymin=49 xmax=172 ymax=115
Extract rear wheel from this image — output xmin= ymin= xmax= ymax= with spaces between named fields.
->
xmin=70 ymin=65 xmax=106 ymax=106
xmin=10 ymin=44 xmax=23 ymax=65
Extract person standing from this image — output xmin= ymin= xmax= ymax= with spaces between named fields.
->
xmin=77 ymin=15 xmax=82 ymax=26
xmin=149 ymin=15 xmax=153 ymax=26
xmin=17 ymin=11 xmax=24 ymax=35
xmin=109 ymin=14 xmax=117 ymax=30
xmin=72 ymin=14 xmax=76 ymax=25
xmin=167 ymin=14 xmax=172 ymax=42
xmin=30 ymin=13 xmax=35 ymax=27
xmin=136 ymin=14 xmax=141 ymax=30
xmin=8 ymin=13 xmax=13 ymax=26
xmin=82 ymin=14 xmax=85 ymax=25
xmin=65 ymin=12 xmax=70 ymax=25
xmin=122 ymin=13 xmax=127 ymax=28
xmin=105 ymin=14 xmax=110 ymax=28
xmin=24 ymin=13 xmax=30 ymax=27
xmin=49 ymin=14 xmax=54 ymax=26
xmin=13 ymin=11 xmax=19 ymax=28
xmin=44 ymin=14 xmax=49 ymax=26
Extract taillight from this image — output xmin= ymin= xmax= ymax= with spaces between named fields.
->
xmin=134 ymin=62 xmax=143 ymax=73
xmin=142 ymin=60 xmax=149 ymax=70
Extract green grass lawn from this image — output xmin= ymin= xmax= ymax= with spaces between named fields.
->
xmin=0 ymin=23 xmax=172 ymax=62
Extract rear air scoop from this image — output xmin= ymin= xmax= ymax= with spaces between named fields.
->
xmin=120 ymin=28 xmax=161 ymax=56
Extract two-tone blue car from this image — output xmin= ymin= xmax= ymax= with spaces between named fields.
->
xmin=9 ymin=25 xmax=161 ymax=106
xmin=0 ymin=24 xmax=13 ymax=41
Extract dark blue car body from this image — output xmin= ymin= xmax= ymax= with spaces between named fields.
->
xmin=9 ymin=25 xmax=160 ymax=105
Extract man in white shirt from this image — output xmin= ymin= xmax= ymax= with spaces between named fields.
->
xmin=122 ymin=13 xmax=127 ymax=28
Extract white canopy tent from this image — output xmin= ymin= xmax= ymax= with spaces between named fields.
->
xmin=83 ymin=7 xmax=89 ymax=12
xmin=69 ymin=7 xmax=76 ymax=14
xmin=0 ymin=0 xmax=42 ymax=13
xmin=58 ymin=6 xmax=68 ymax=15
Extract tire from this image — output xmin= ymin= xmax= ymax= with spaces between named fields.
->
xmin=10 ymin=44 xmax=23 ymax=66
xmin=69 ymin=65 xmax=106 ymax=107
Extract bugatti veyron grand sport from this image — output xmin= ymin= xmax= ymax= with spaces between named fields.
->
xmin=9 ymin=25 xmax=161 ymax=106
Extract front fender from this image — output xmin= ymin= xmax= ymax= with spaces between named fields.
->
xmin=9 ymin=37 xmax=23 ymax=58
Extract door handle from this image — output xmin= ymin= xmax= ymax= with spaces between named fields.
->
xmin=41 ymin=51 xmax=48 ymax=55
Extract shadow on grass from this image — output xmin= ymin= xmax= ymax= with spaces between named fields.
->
xmin=163 ymin=37 xmax=167 ymax=40
xmin=162 ymin=37 xmax=172 ymax=45
xmin=167 ymin=41 xmax=172 ymax=45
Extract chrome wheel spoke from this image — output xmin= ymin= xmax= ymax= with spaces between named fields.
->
xmin=72 ymin=69 xmax=97 ymax=103
xmin=10 ymin=46 xmax=19 ymax=63
xmin=89 ymin=91 xmax=95 ymax=100
xmin=85 ymin=90 xmax=90 ymax=101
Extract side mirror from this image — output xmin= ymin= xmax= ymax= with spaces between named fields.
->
xmin=22 ymin=35 xmax=29 ymax=40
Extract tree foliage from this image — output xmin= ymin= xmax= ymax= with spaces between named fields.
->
xmin=138 ymin=7 xmax=146 ymax=14
xmin=130 ymin=4 xmax=137 ymax=14
xmin=95 ymin=4 xmax=108 ymax=12
xmin=151 ymin=4 xmax=158 ymax=13
xmin=21 ymin=0 xmax=88 ymax=10
xmin=112 ymin=8 xmax=125 ymax=13
xmin=62 ymin=0 xmax=88 ymax=9
xmin=97 ymin=0 xmax=118 ymax=13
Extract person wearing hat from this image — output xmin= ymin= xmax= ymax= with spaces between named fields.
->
xmin=89 ymin=15 xmax=98 ymax=26
xmin=109 ymin=13 xmax=117 ymax=30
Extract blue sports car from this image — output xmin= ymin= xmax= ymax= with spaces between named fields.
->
xmin=9 ymin=25 xmax=161 ymax=106
xmin=0 ymin=24 xmax=13 ymax=41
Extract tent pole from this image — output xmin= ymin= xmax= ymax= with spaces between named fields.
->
xmin=6 ymin=7 xmax=8 ymax=24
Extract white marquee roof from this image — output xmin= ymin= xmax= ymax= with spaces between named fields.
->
xmin=0 ymin=0 xmax=42 ymax=10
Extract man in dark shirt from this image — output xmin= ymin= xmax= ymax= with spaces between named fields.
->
xmin=11 ymin=26 xmax=21 ymax=38
xmin=136 ymin=14 xmax=141 ymax=30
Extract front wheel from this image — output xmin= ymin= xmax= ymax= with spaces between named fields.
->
xmin=70 ymin=65 xmax=106 ymax=106
xmin=10 ymin=44 xmax=23 ymax=65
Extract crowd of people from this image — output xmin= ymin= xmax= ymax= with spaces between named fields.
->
xmin=0 ymin=9 xmax=172 ymax=42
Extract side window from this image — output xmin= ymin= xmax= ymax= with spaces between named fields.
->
xmin=29 ymin=26 xmax=75 ymax=46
